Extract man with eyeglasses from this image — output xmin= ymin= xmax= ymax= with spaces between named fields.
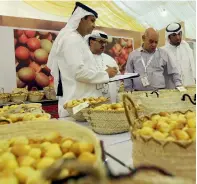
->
xmin=124 ymin=28 xmax=182 ymax=91
xmin=163 ymin=23 xmax=195 ymax=87
xmin=85 ymin=30 xmax=120 ymax=99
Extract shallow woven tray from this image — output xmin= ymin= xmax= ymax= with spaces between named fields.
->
xmin=84 ymin=110 xmax=129 ymax=135
xmin=123 ymin=94 xmax=196 ymax=181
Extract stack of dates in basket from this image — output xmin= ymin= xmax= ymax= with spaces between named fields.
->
xmin=63 ymin=96 xmax=109 ymax=122
xmin=123 ymin=93 xmax=196 ymax=181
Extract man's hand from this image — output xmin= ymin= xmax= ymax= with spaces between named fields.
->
xmin=106 ymin=65 xmax=118 ymax=78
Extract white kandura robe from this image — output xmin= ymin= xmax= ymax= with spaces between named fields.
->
xmin=163 ymin=41 xmax=196 ymax=87
xmin=49 ymin=31 xmax=109 ymax=117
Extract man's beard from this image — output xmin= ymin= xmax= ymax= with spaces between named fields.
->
xmin=171 ymin=41 xmax=181 ymax=47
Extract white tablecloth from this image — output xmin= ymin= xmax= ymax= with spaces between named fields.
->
xmin=59 ymin=117 xmax=133 ymax=175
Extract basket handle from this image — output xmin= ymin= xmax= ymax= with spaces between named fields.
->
xmin=130 ymin=165 xmax=173 ymax=178
xmin=0 ymin=87 xmax=4 ymax=93
xmin=150 ymin=90 xmax=159 ymax=98
xmin=123 ymin=94 xmax=138 ymax=127
xmin=31 ymin=87 xmax=38 ymax=91
xmin=181 ymin=94 xmax=196 ymax=105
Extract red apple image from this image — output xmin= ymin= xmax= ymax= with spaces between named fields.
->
xmin=29 ymin=61 xmax=41 ymax=73
xmin=27 ymin=38 xmax=41 ymax=51
xmin=35 ymin=72 xmax=50 ymax=87
xmin=15 ymin=46 xmax=30 ymax=60
xmin=14 ymin=30 xmax=24 ymax=38
xmin=34 ymin=49 xmax=48 ymax=65
xmin=18 ymin=67 xmax=36 ymax=82
xmin=25 ymin=30 xmax=36 ymax=38
xmin=18 ymin=33 xmax=28 ymax=44
xmin=112 ymin=43 xmax=122 ymax=56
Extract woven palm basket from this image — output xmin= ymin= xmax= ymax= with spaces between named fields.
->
xmin=43 ymin=86 xmax=57 ymax=100
xmin=0 ymin=120 xmax=104 ymax=171
xmin=65 ymin=100 xmax=110 ymax=122
xmin=0 ymin=88 xmax=10 ymax=104
xmin=123 ymin=94 xmax=196 ymax=181
xmin=84 ymin=109 xmax=129 ymax=135
xmin=28 ymin=91 xmax=45 ymax=102
xmin=10 ymin=92 xmax=28 ymax=103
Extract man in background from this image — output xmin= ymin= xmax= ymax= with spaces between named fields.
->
xmin=163 ymin=22 xmax=195 ymax=88
xmin=85 ymin=30 xmax=120 ymax=98
xmin=48 ymin=2 xmax=117 ymax=118
xmin=124 ymin=28 xmax=182 ymax=91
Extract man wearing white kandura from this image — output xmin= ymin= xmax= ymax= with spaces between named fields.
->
xmin=85 ymin=30 xmax=120 ymax=100
xmin=47 ymin=2 xmax=118 ymax=118
xmin=163 ymin=22 xmax=196 ymax=88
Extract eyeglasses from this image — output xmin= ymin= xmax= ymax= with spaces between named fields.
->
xmin=95 ymin=39 xmax=107 ymax=45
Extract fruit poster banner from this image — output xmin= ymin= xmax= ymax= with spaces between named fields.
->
xmin=105 ymin=37 xmax=134 ymax=74
xmin=14 ymin=29 xmax=58 ymax=90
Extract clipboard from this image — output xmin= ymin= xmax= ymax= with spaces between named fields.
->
xmin=109 ymin=73 xmax=140 ymax=82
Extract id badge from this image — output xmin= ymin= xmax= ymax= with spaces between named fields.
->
xmin=141 ymin=74 xmax=150 ymax=87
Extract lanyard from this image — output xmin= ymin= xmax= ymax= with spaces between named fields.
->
xmin=141 ymin=54 xmax=154 ymax=73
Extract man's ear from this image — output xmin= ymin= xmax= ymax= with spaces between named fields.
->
xmin=142 ymin=35 xmax=145 ymax=41
xmin=90 ymin=39 xmax=93 ymax=46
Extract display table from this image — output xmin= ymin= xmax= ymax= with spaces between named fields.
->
xmin=60 ymin=117 xmax=133 ymax=175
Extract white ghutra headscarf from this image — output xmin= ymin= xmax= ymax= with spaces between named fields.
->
xmin=165 ymin=22 xmax=183 ymax=43
xmin=84 ymin=30 xmax=108 ymax=45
